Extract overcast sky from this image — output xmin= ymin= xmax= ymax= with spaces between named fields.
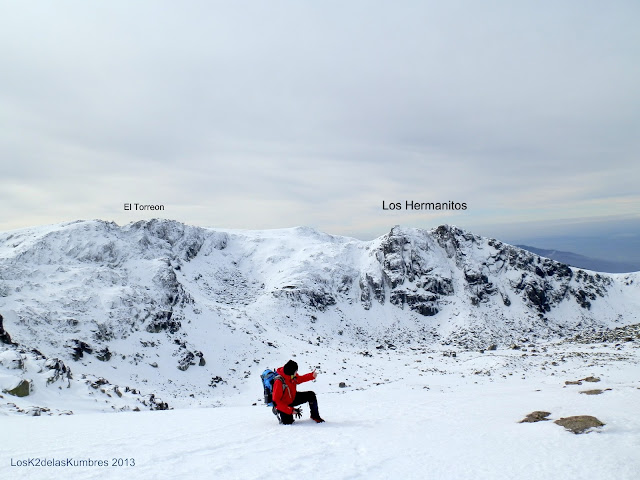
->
xmin=1 ymin=1 xmax=638 ymax=260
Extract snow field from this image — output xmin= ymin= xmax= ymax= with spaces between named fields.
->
xmin=2 ymin=358 xmax=639 ymax=480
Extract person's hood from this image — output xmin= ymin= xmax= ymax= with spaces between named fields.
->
xmin=276 ymin=367 xmax=296 ymax=386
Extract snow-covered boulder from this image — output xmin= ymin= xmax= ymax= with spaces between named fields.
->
xmin=1 ymin=377 xmax=30 ymax=397
xmin=0 ymin=350 xmax=23 ymax=370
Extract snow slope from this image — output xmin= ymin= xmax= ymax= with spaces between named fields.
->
xmin=1 ymin=341 xmax=639 ymax=480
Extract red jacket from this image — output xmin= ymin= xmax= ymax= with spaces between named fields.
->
xmin=272 ymin=366 xmax=315 ymax=415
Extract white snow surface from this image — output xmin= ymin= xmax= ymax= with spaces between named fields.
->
xmin=1 ymin=344 xmax=639 ymax=479
xmin=0 ymin=220 xmax=639 ymax=478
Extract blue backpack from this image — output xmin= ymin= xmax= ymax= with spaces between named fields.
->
xmin=261 ymin=368 xmax=288 ymax=407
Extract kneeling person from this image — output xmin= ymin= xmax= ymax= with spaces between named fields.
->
xmin=273 ymin=360 xmax=324 ymax=424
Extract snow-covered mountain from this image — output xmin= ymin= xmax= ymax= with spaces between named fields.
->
xmin=0 ymin=219 xmax=638 ymax=416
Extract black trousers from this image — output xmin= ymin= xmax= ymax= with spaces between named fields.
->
xmin=278 ymin=391 xmax=319 ymax=425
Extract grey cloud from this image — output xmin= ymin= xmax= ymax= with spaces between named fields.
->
xmin=1 ymin=1 xmax=638 ymax=261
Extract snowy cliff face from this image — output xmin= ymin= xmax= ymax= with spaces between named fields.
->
xmin=349 ymin=225 xmax=636 ymax=346
xmin=375 ymin=225 xmax=617 ymax=315
xmin=0 ymin=220 xmax=638 ymax=415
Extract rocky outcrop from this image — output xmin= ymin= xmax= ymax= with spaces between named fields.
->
xmin=177 ymin=349 xmax=205 ymax=371
xmin=128 ymin=218 xmax=215 ymax=262
xmin=146 ymin=310 xmax=181 ymax=334
xmin=356 ymin=225 xmax=616 ymax=321
xmin=45 ymin=358 xmax=72 ymax=387
xmin=95 ymin=347 xmax=112 ymax=362
xmin=360 ymin=227 xmax=455 ymax=316
xmin=359 ymin=273 xmax=384 ymax=309
xmin=273 ymin=286 xmax=336 ymax=311
xmin=66 ymin=340 xmax=93 ymax=361
xmin=0 ymin=314 xmax=14 ymax=345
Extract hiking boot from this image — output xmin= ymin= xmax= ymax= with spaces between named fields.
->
xmin=311 ymin=416 xmax=325 ymax=423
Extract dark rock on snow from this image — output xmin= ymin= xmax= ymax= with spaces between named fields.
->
xmin=4 ymin=379 xmax=31 ymax=397
xmin=0 ymin=313 xmax=14 ymax=345
xmin=554 ymin=416 xmax=605 ymax=434
xmin=519 ymin=411 xmax=551 ymax=423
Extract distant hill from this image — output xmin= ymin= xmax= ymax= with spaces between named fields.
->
xmin=516 ymin=245 xmax=640 ymax=273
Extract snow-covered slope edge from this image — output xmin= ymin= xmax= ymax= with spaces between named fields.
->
xmin=0 ymin=219 xmax=638 ymax=415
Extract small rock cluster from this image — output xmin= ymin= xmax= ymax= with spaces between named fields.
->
xmin=566 ymin=323 xmax=639 ymax=345
xmin=520 ymin=411 xmax=605 ymax=434
xmin=521 ymin=375 xmax=610 ymax=434
xmin=564 ymin=376 xmax=601 ymax=386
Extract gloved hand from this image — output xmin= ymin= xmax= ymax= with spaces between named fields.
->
xmin=293 ymin=407 xmax=302 ymax=419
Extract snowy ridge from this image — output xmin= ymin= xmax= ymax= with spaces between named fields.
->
xmin=0 ymin=219 xmax=638 ymax=416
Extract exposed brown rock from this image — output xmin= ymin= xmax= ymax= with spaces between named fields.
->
xmin=4 ymin=379 xmax=30 ymax=397
xmin=582 ymin=376 xmax=601 ymax=383
xmin=580 ymin=389 xmax=604 ymax=395
xmin=554 ymin=416 xmax=605 ymax=434
xmin=520 ymin=411 xmax=551 ymax=423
